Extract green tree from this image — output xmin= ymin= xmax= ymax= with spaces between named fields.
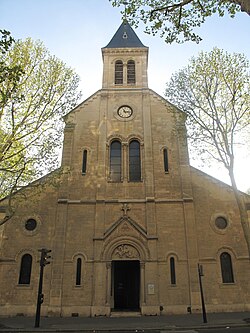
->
xmin=165 ymin=47 xmax=250 ymax=255
xmin=0 ymin=37 xmax=81 ymax=225
xmin=111 ymin=0 xmax=249 ymax=44
xmin=0 ymin=30 xmax=24 ymax=107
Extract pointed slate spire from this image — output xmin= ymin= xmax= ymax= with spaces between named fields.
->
xmin=105 ymin=20 xmax=147 ymax=48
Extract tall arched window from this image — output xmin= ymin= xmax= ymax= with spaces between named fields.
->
xmin=110 ymin=140 xmax=122 ymax=182
xmin=170 ymin=257 xmax=176 ymax=285
xmin=127 ymin=60 xmax=135 ymax=84
xmin=163 ymin=148 xmax=169 ymax=173
xmin=82 ymin=149 xmax=87 ymax=174
xmin=129 ymin=140 xmax=141 ymax=182
xmin=115 ymin=60 xmax=123 ymax=84
xmin=220 ymin=252 xmax=234 ymax=283
xmin=18 ymin=254 xmax=32 ymax=285
xmin=76 ymin=258 xmax=82 ymax=286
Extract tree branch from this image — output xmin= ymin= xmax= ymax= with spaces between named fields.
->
xmin=151 ymin=0 xmax=193 ymax=17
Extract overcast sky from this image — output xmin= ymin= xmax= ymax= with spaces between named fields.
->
xmin=1 ymin=0 xmax=249 ymax=191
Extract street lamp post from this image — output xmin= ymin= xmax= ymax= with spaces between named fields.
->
xmin=198 ymin=263 xmax=207 ymax=324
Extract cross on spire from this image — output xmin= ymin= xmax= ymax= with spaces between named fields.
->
xmin=123 ymin=1 xmax=128 ymax=21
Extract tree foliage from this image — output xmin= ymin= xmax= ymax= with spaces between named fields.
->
xmin=0 ymin=30 xmax=24 ymax=107
xmin=166 ymin=48 xmax=250 ymax=170
xmin=0 ymin=36 xmax=81 ymax=209
xmin=110 ymin=0 xmax=249 ymax=44
xmin=165 ymin=47 xmax=250 ymax=254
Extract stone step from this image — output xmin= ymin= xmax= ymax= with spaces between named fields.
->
xmin=110 ymin=311 xmax=141 ymax=317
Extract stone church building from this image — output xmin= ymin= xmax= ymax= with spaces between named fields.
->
xmin=0 ymin=21 xmax=250 ymax=317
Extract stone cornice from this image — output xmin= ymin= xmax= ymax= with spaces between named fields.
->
xmin=57 ymin=197 xmax=193 ymax=204
xmin=102 ymin=47 xmax=148 ymax=55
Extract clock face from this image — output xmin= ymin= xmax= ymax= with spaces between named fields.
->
xmin=117 ymin=105 xmax=133 ymax=118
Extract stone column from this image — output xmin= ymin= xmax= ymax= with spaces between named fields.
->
xmin=61 ymin=123 xmax=75 ymax=168
xmin=140 ymin=262 xmax=146 ymax=305
xmin=183 ymin=200 xmax=200 ymax=312
xmin=106 ymin=261 xmax=111 ymax=305
xmin=122 ymin=142 xmax=128 ymax=182
xmin=124 ymin=63 xmax=127 ymax=85
xmin=48 ymin=202 xmax=68 ymax=316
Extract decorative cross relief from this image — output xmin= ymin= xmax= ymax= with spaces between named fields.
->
xmin=121 ymin=203 xmax=130 ymax=217
xmin=113 ymin=244 xmax=139 ymax=259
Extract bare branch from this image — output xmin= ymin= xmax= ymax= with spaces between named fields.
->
xmin=151 ymin=0 xmax=193 ymax=17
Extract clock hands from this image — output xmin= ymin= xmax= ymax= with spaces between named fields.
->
xmin=122 ymin=108 xmax=130 ymax=114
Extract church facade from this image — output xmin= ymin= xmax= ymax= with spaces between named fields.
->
xmin=0 ymin=21 xmax=250 ymax=317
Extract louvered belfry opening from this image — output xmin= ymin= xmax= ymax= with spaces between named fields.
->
xmin=115 ymin=60 xmax=123 ymax=84
xmin=127 ymin=60 xmax=135 ymax=84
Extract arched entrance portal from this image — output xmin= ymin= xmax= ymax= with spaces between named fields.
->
xmin=113 ymin=260 xmax=140 ymax=310
xmin=102 ymin=235 xmax=149 ymax=314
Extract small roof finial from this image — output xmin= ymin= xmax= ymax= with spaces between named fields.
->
xmin=123 ymin=1 xmax=128 ymax=22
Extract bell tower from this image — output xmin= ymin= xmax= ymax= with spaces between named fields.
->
xmin=101 ymin=20 xmax=149 ymax=89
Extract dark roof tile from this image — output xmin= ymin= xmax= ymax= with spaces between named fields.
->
xmin=104 ymin=20 xmax=147 ymax=48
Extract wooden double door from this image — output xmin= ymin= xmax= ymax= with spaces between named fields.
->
xmin=113 ymin=260 xmax=140 ymax=311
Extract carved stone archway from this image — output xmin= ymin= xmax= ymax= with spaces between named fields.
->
xmin=102 ymin=236 xmax=149 ymax=262
xmin=102 ymin=237 xmax=148 ymax=310
xmin=112 ymin=244 xmax=140 ymax=260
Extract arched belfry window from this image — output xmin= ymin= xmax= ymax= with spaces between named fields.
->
xmin=18 ymin=253 xmax=32 ymax=285
xmin=129 ymin=140 xmax=141 ymax=182
xmin=115 ymin=60 xmax=123 ymax=85
xmin=220 ymin=252 xmax=234 ymax=283
xmin=127 ymin=60 xmax=135 ymax=84
xmin=110 ymin=140 xmax=122 ymax=182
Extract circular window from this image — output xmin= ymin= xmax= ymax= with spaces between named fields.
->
xmin=215 ymin=216 xmax=228 ymax=230
xmin=25 ymin=218 xmax=37 ymax=231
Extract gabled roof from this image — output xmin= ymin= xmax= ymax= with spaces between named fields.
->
xmin=104 ymin=20 xmax=147 ymax=48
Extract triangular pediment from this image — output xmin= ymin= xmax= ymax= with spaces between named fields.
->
xmin=103 ymin=216 xmax=148 ymax=240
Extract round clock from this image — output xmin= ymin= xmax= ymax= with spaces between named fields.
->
xmin=117 ymin=105 xmax=133 ymax=118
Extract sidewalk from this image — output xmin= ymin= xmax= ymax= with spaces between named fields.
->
xmin=0 ymin=311 xmax=250 ymax=332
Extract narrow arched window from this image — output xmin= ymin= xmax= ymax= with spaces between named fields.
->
xmin=127 ymin=60 xmax=135 ymax=84
xmin=163 ymin=148 xmax=169 ymax=173
xmin=82 ymin=150 xmax=87 ymax=174
xmin=170 ymin=257 xmax=176 ymax=285
xmin=18 ymin=254 xmax=32 ymax=285
xmin=129 ymin=140 xmax=141 ymax=182
xmin=76 ymin=258 xmax=82 ymax=286
xmin=220 ymin=252 xmax=234 ymax=283
xmin=110 ymin=140 xmax=122 ymax=182
xmin=115 ymin=60 xmax=123 ymax=84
